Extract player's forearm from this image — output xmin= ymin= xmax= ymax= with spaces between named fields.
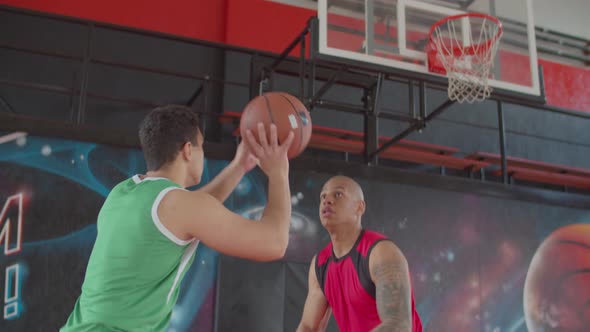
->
xmin=296 ymin=324 xmax=325 ymax=332
xmin=296 ymin=325 xmax=311 ymax=332
xmin=296 ymin=326 xmax=315 ymax=332
xmin=260 ymin=171 xmax=291 ymax=252
xmin=198 ymin=160 xmax=246 ymax=202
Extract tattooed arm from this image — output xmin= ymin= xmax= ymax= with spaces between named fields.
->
xmin=369 ymin=241 xmax=412 ymax=332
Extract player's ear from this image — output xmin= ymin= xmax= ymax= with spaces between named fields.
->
xmin=357 ymin=200 xmax=366 ymax=217
xmin=181 ymin=141 xmax=192 ymax=161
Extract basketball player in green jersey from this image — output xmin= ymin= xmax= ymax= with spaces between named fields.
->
xmin=61 ymin=105 xmax=295 ymax=332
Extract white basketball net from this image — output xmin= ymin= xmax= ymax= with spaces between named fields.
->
xmin=429 ymin=14 xmax=503 ymax=103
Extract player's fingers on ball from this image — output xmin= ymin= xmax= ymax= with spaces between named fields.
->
xmin=245 ymin=129 xmax=264 ymax=157
xmin=281 ymin=131 xmax=295 ymax=151
xmin=269 ymin=124 xmax=279 ymax=148
xmin=257 ymin=122 xmax=270 ymax=149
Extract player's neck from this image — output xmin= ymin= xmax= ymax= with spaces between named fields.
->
xmin=329 ymin=224 xmax=362 ymax=258
xmin=145 ymin=163 xmax=187 ymax=187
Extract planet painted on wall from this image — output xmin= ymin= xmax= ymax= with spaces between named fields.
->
xmin=524 ymin=223 xmax=590 ymax=331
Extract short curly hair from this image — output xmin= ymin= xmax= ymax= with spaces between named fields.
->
xmin=138 ymin=105 xmax=202 ymax=171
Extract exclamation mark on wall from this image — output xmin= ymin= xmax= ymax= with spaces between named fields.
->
xmin=4 ymin=263 xmax=20 ymax=320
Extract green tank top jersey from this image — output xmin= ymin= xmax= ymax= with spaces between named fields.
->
xmin=61 ymin=175 xmax=199 ymax=332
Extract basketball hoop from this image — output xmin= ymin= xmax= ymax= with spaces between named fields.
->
xmin=427 ymin=13 xmax=503 ymax=103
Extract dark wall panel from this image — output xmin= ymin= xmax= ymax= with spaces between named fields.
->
xmin=217 ymin=258 xmax=285 ymax=332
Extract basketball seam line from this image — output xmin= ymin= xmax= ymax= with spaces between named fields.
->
xmin=276 ymin=93 xmax=303 ymax=151
xmin=262 ymin=94 xmax=275 ymax=125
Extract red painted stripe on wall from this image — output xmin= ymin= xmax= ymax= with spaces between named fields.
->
xmin=225 ymin=0 xmax=312 ymax=54
xmin=0 ymin=0 xmax=228 ymax=42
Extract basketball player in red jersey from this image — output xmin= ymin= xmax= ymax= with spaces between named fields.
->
xmin=297 ymin=176 xmax=422 ymax=332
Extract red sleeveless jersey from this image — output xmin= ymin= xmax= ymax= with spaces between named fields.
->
xmin=315 ymin=229 xmax=423 ymax=332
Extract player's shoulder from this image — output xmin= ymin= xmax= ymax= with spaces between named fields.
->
xmin=156 ymin=188 xmax=224 ymax=240
xmin=356 ymin=229 xmax=390 ymax=256
xmin=369 ymin=238 xmax=406 ymax=267
xmin=363 ymin=229 xmax=389 ymax=241
xmin=104 ymin=177 xmax=138 ymax=200
xmin=159 ymin=187 xmax=215 ymax=211
xmin=112 ymin=176 xmax=136 ymax=191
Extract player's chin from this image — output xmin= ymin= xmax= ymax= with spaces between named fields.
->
xmin=319 ymin=215 xmax=334 ymax=227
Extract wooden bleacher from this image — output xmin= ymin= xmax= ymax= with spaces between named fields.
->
xmin=312 ymin=125 xmax=460 ymax=156
xmin=467 ymin=152 xmax=590 ymax=190
xmin=219 ymin=112 xmax=590 ymax=191
xmin=309 ymin=134 xmax=488 ymax=172
xmin=493 ymin=166 xmax=590 ymax=190
xmin=220 ymin=112 xmax=487 ymax=173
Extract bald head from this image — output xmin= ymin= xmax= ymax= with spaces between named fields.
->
xmin=319 ymin=175 xmax=366 ymax=228
xmin=322 ymin=176 xmax=364 ymax=201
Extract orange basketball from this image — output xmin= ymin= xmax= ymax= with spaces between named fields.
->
xmin=239 ymin=92 xmax=312 ymax=159
xmin=523 ymin=223 xmax=590 ymax=332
